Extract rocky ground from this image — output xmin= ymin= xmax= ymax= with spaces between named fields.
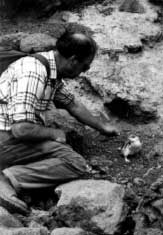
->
xmin=1 ymin=0 xmax=163 ymax=234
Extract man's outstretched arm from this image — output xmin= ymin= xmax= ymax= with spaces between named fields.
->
xmin=66 ymin=98 xmax=120 ymax=136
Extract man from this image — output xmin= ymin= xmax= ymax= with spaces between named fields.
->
xmin=0 ymin=32 xmax=119 ymax=214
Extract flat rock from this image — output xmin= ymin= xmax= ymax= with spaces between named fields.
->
xmin=20 ymin=33 xmax=57 ymax=53
xmin=55 ymin=179 xmax=128 ymax=235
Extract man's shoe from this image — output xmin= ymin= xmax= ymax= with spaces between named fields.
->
xmin=0 ymin=174 xmax=29 ymax=215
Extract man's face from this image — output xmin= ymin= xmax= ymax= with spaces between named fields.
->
xmin=63 ymin=55 xmax=94 ymax=78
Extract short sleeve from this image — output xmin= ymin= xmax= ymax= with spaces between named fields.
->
xmin=53 ymin=82 xmax=74 ymax=109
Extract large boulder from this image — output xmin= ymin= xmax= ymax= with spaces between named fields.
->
xmin=55 ymin=179 xmax=128 ymax=235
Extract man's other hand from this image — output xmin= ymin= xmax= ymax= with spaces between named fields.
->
xmin=53 ymin=129 xmax=66 ymax=143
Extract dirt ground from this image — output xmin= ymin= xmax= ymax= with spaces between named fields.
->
xmin=1 ymin=3 xmax=163 ymax=230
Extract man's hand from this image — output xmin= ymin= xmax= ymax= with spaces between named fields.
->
xmin=53 ymin=129 xmax=66 ymax=143
xmin=100 ymin=123 xmax=120 ymax=137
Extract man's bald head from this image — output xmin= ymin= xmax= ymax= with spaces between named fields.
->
xmin=56 ymin=32 xmax=97 ymax=62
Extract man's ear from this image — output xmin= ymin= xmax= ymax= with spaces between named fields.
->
xmin=69 ymin=55 xmax=79 ymax=66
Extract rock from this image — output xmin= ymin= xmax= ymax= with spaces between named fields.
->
xmin=47 ymin=11 xmax=69 ymax=24
xmin=55 ymin=179 xmax=128 ymax=235
xmin=150 ymin=175 xmax=163 ymax=192
xmin=133 ymin=212 xmax=163 ymax=235
xmin=0 ymin=33 xmax=27 ymax=50
xmin=134 ymin=228 xmax=163 ymax=235
xmin=119 ymin=0 xmax=145 ymax=13
xmin=57 ymin=1 xmax=163 ymax=121
xmin=0 ymin=206 xmax=23 ymax=227
xmin=133 ymin=190 xmax=163 ymax=232
xmin=0 ymin=227 xmax=49 ymax=235
xmin=133 ymin=212 xmax=146 ymax=233
xmin=28 ymin=221 xmax=44 ymax=229
xmin=133 ymin=177 xmax=145 ymax=186
xmin=25 ymin=209 xmax=52 ymax=228
xmin=65 ymin=0 xmax=160 ymax=52
xmin=0 ymin=31 xmax=58 ymax=52
xmin=152 ymin=141 xmax=163 ymax=158
xmin=85 ymin=46 xmax=163 ymax=121
xmin=146 ymin=229 xmax=163 ymax=235
xmin=51 ymin=227 xmax=86 ymax=235
xmin=20 ymin=33 xmax=57 ymax=53
xmin=152 ymin=199 xmax=163 ymax=215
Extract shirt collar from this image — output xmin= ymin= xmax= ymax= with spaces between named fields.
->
xmin=48 ymin=50 xmax=57 ymax=81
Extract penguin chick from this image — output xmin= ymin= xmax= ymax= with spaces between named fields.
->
xmin=121 ymin=135 xmax=142 ymax=163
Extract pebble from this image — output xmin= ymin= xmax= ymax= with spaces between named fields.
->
xmin=133 ymin=177 xmax=145 ymax=186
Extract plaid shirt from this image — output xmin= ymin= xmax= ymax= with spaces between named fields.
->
xmin=0 ymin=50 xmax=74 ymax=130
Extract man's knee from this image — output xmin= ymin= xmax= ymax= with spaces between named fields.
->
xmin=36 ymin=140 xmax=68 ymax=153
xmin=35 ymin=140 xmax=88 ymax=173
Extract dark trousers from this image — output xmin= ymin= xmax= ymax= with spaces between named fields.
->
xmin=0 ymin=131 xmax=89 ymax=193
